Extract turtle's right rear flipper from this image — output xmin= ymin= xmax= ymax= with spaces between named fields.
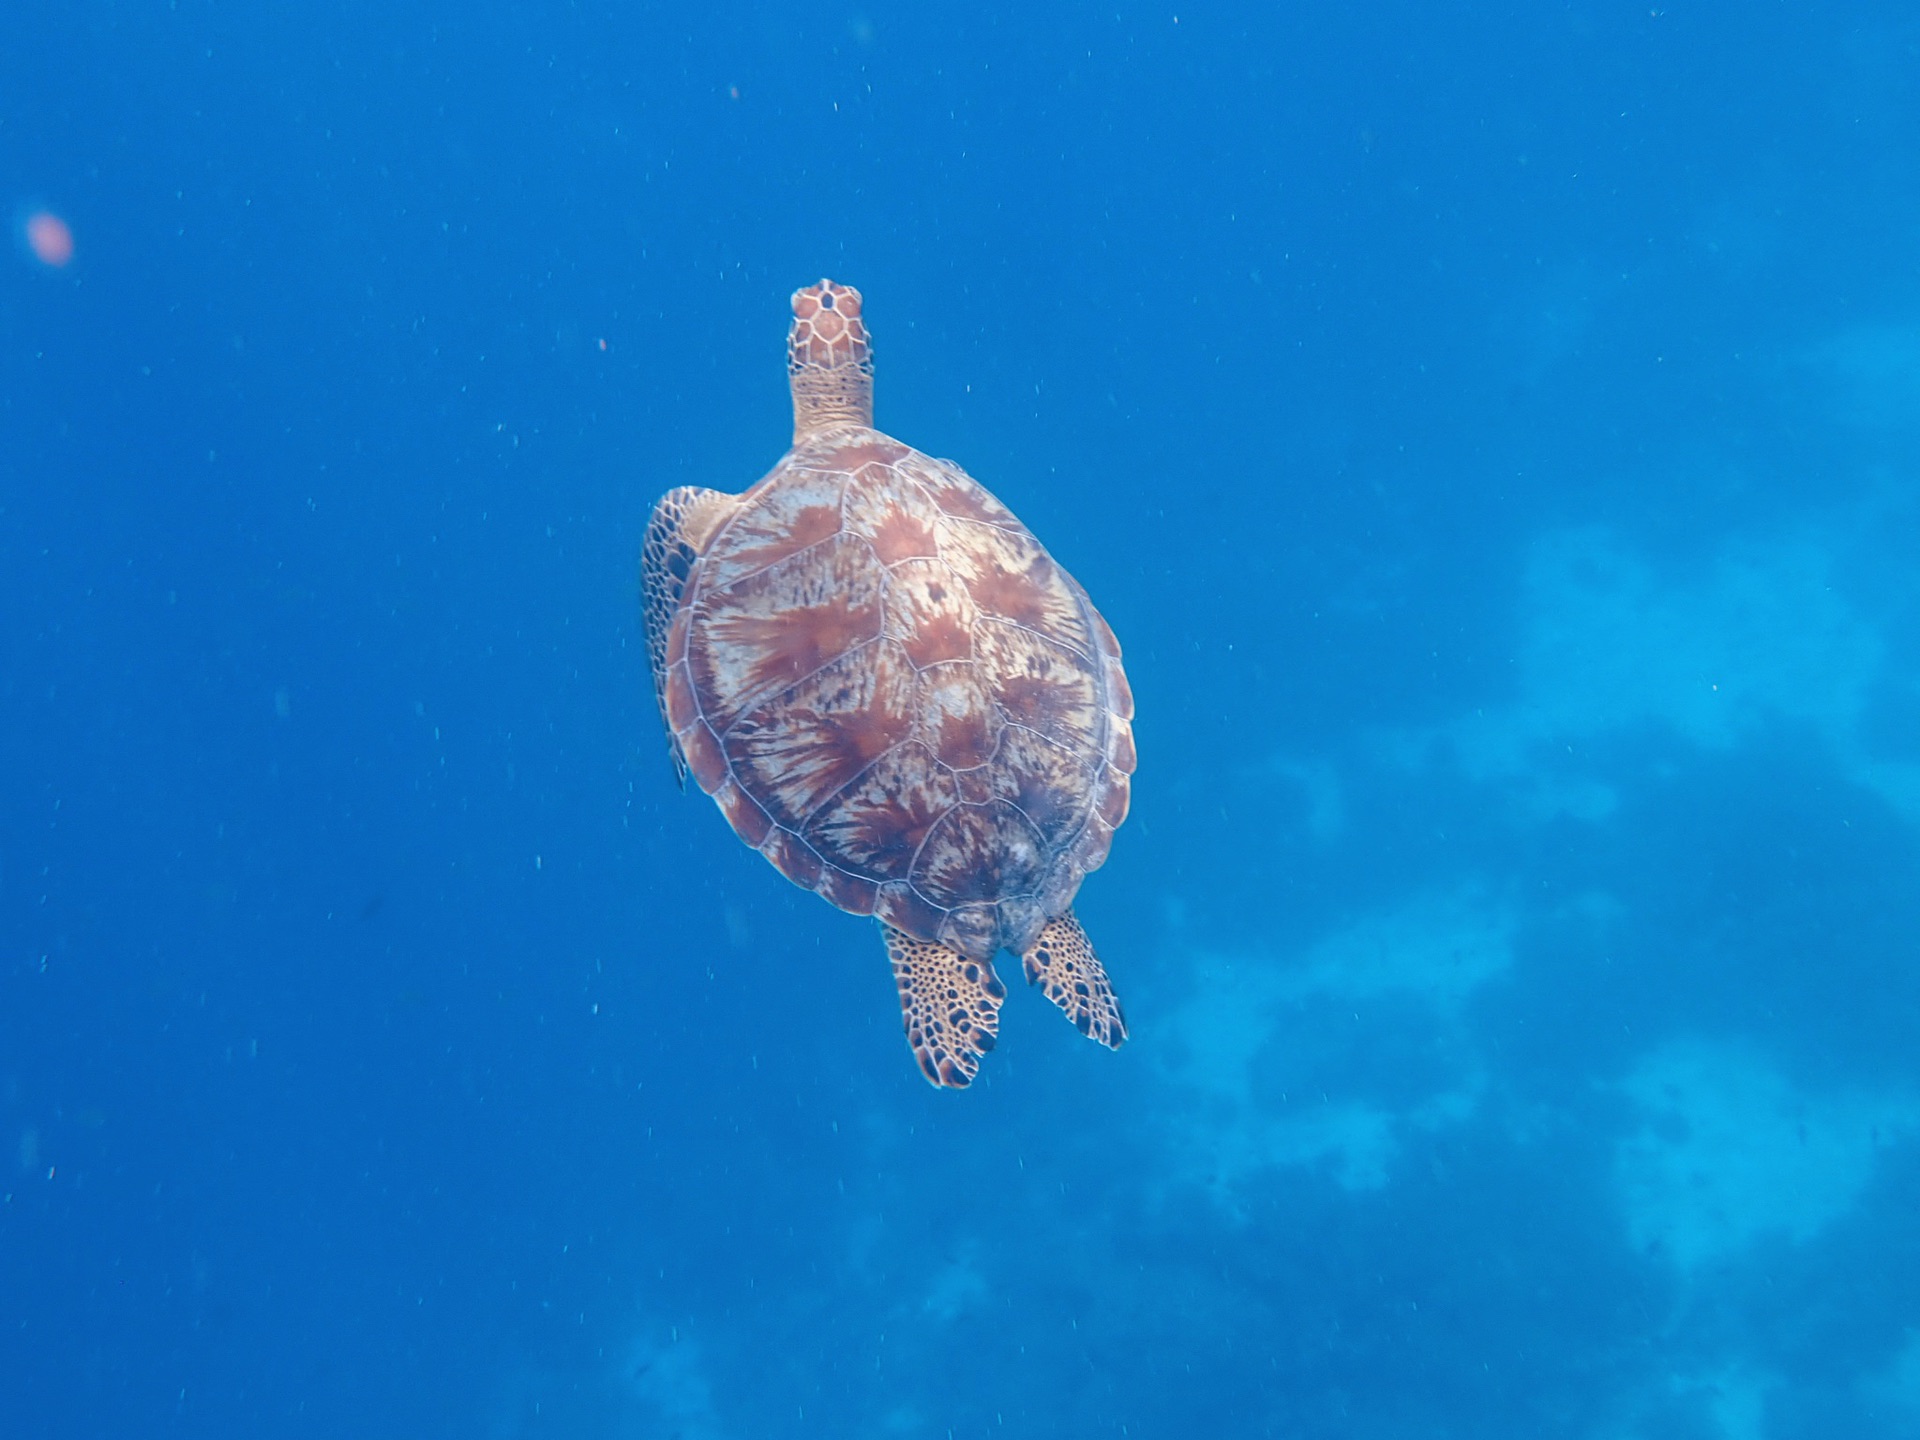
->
xmin=640 ymin=486 xmax=735 ymax=788
xmin=1021 ymin=909 xmax=1127 ymax=1050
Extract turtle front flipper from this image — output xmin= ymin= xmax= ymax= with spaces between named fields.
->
xmin=640 ymin=486 xmax=736 ymax=787
xmin=1021 ymin=910 xmax=1127 ymax=1050
xmin=884 ymin=923 xmax=1006 ymax=1089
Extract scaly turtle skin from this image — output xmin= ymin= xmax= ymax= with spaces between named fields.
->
xmin=641 ymin=280 xmax=1134 ymax=1087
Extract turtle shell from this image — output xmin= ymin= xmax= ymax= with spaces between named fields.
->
xmin=661 ymin=428 xmax=1135 ymax=962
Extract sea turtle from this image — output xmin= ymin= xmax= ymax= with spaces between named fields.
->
xmin=641 ymin=279 xmax=1134 ymax=1088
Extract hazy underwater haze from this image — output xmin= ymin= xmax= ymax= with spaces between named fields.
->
xmin=5 ymin=3 xmax=1920 ymax=1435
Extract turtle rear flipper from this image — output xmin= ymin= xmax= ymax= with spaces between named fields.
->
xmin=641 ymin=485 xmax=735 ymax=787
xmin=884 ymin=924 xmax=1006 ymax=1089
xmin=1021 ymin=909 xmax=1126 ymax=1050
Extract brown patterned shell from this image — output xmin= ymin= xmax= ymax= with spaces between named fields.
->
xmin=661 ymin=428 xmax=1135 ymax=962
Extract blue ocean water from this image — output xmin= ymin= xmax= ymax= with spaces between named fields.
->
xmin=5 ymin=3 xmax=1919 ymax=1434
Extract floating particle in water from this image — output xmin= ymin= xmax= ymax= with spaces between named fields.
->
xmin=22 ymin=210 xmax=74 ymax=268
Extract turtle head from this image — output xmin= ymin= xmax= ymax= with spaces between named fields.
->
xmin=788 ymin=279 xmax=874 ymax=440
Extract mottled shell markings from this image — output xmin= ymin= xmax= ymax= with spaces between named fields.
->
xmin=665 ymin=425 xmax=1132 ymax=962
xmin=643 ymin=279 xmax=1134 ymax=1087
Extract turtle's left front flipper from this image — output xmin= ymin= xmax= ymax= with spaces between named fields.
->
xmin=884 ymin=924 xmax=1007 ymax=1089
xmin=1021 ymin=909 xmax=1127 ymax=1050
xmin=640 ymin=486 xmax=735 ymax=787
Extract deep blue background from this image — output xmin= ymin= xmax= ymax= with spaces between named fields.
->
xmin=6 ymin=3 xmax=1920 ymax=1436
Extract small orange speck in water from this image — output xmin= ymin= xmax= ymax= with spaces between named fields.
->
xmin=728 ymin=85 xmax=741 ymax=100
xmin=24 ymin=211 xmax=73 ymax=268
xmin=597 ymin=337 xmax=608 ymax=351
